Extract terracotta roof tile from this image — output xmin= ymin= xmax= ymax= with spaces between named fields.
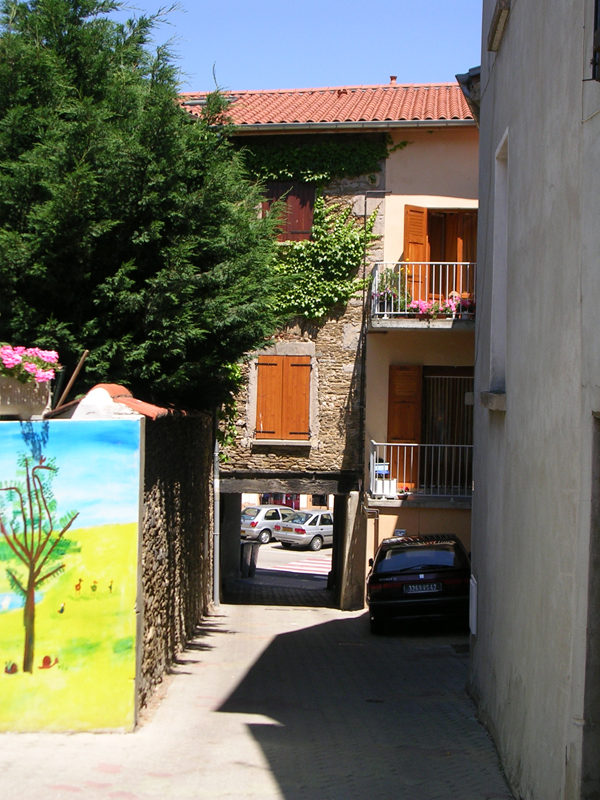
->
xmin=180 ymin=82 xmax=473 ymax=127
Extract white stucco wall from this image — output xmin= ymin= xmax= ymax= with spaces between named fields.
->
xmin=471 ymin=2 xmax=600 ymax=798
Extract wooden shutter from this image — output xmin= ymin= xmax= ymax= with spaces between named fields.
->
xmin=404 ymin=205 xmax=429 ymax=302
xmin=287 ymin=184 xmax=314 ymax=241
xmin=387 ymin=365 xmax=422 ymax=443
xmin=263 ymin=182 xmax=314 ymax=241
xmin=282 ymin=356 xmax=311 ymax=439
xmin=255 ymin=355 xmax=311 ymax=440
xmin=255 ymin=356 xmax=283 ymax=439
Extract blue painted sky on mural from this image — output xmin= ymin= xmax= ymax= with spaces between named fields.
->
xmin=0 ymin=421 xmax=142 ymax=530
xmin=109 ymin=1 xmax=483 ymax=92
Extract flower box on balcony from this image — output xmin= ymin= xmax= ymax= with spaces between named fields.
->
xmin=0 ymin=377 xmax=50 ymax=419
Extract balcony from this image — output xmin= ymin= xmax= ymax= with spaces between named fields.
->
xmin=370 ymin=262 xmax=476 ymax=328
xmin=369 ymin=441 xmax=473 ymax=500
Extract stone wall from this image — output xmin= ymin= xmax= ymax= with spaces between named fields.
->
xmin=221 ymin=171 xmax=385 ymax=484
xmin=139 ymin=414 xmax=213 ymax=710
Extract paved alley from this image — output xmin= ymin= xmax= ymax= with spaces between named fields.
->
xmin=0 ymin=603 xmax=513 ymax=800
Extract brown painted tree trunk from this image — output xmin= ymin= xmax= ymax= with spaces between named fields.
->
xmin=23 ymin=568 xmax=35 ymax=674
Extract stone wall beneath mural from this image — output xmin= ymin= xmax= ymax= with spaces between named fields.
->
xmin=140 ymin=414 xmax=213 ymax=710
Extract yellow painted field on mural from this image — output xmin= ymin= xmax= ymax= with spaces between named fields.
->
xmin=0 ymin=522 xmax=139 ymax=731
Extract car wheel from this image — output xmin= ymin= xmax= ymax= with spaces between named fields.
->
xmin=281 ymin=542 xmax=293 ymax=549
xmin=370 ymin=616 xmax=386 ymax=635
xmin=309 ymin=536 xmax=323 ymax=551
xmin=258 ymin=529 xmax=271 ymax=545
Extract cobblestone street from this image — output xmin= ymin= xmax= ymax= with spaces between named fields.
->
xmin=0 ymin=597 xmax=513 ymax=800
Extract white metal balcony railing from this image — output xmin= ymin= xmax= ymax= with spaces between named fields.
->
xmin=369 ymin=441 xmax=473 ymax=499
xmin=370 ymin=262 xmax=476 ymax=319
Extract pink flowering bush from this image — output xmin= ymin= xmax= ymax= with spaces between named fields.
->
xmin=0 ymin=345 xmax=60 ymax=384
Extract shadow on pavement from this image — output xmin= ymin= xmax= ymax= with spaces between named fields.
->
xmin=223 ymin=572 xmax=336 ymax=608
xmin=216 ymin=612 xmax=513 ymax=800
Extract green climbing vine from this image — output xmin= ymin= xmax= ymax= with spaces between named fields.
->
xmin=272 ymin=194 xmax=378 ymax=320
xmin=238 ymin=133 xmax=409 ymax=184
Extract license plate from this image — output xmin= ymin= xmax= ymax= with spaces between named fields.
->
xmin=404 ymin=583 xmax=442 ymax=594
xmin=281 ymin=526 xmax=293 ymax=532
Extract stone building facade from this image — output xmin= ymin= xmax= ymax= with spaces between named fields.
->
xmin=181 ymin=82 xmax=478 ymax=610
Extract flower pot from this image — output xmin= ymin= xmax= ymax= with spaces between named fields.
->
xmin=0 ymin=377 xmax=50 ymax=419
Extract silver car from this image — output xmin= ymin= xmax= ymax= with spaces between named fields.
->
xmin=274 ymin=510 xmax=334 ymax=551
xmin=241 ymin=505 xmax=296 ymax=544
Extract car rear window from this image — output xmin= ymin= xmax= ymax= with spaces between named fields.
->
xmin=241 ymin=508 xmax=259 ymax=520
xmin=281 ymin=509 xmax=295 ymax=520
xmin=289 ymin=512 xmax=311 ymax=524
xmin=375 ymin=544 xmax=468 ymax=573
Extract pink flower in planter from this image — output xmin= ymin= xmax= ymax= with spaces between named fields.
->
xmin=34 ymin=369 xmax=55 ymax=383
xmin=0 ymin=344 xmax=61 ymax=385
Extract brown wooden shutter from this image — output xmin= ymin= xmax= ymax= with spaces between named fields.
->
xmin=282 ymin=356 xmax=311 ymax=439
xmin=387 ymin=365 xmax=422 ymax=443
xmin=404 ymin=205 xmax=429 ymax=302
xmin=255 ymin=356 xmax=284 ymax=439
xmin=287 ymin=184 xmax=314 ymax=241
xmin=263 ymin=182 xmax=314 ymax=241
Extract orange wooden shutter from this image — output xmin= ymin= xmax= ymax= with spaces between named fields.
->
xmin=255 ymin=356 xmax=284 ymax=439
xmin=282 ymin=356 xmax=311 ymax=439
xmin=404 ymin=205 xmax=429 ymax=302
xmin=387 ymin=365 xmax=422 ymax=443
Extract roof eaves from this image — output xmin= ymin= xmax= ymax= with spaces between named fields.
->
xmin=231 ymin=119 xmax=476 ymax=134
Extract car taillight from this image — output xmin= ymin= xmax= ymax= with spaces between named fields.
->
xmin=274 ymin=525 xmax=280 ymax=531
xmin=368 ymin=583 xmax=382 ymax=594
xmin=294 ymin=527 xmax=306 ymax=534
xmin=442 ymin=578 xmax=470 ymax=586
xmin=250 ymin=521 xmax=258 ymax=528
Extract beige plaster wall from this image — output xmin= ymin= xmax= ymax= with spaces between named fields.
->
xmin=365 ymin=329 xmax=474 ymax=443
xmin=383 ymin=127 xmax=479 ymax=264
xmin=366 ymin=508 xmax=471 ymax=566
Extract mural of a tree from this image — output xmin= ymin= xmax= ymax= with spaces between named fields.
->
xmin=0 ymin=456 xmax=78 ymax=673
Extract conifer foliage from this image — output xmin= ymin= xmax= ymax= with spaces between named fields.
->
xmin=0 ymin=0 xmax=281 ymax=409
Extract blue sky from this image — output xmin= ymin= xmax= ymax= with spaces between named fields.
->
xmin=0 ymin=421 xmax=143 ymax=530
xmin=110 ymin=1 xmax=483 ymax=92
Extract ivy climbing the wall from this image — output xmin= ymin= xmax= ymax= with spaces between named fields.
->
xmin=273 ymin=194 xmax=378 ymax=320
xmin=238 ymin=133 xmax=408 ymax=184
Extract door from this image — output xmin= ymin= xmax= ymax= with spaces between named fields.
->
xmin=387 ymin=365 xmax=422 ymax=489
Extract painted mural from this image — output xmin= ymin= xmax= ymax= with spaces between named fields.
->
xmin=0 ymin=419 xmax=143 ymax=731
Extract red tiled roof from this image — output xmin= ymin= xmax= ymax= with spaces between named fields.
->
xmin=180 ymin=83 xmax=473 ymax=128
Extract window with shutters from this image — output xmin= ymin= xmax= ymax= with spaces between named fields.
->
xmin=403 ymin=205 xmax=477 ymax=305
xmin=387 ymin=365 xmax=474 ymax=492
xmin=387 ymin=365 xmax=474 ymax=446
xmin=262 ymin=181 xmax=315 ymax=241
xmin=255 ymin=355 xmax=311 ymax=440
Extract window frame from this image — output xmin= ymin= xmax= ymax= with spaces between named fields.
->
xmin=247 ymin=343 xmax=318 ymax=447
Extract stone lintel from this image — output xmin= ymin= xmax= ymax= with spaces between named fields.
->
xmin=220 ymin=471 xmax=360 ymax=495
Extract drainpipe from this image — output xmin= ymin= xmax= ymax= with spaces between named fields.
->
xmin=359 ymin=190 xmax=390 ymax=487
xmin=213 ymin=436 xmax=221 ymax=608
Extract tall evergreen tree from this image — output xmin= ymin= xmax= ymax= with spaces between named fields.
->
xmin=0 ymin=0 xmax=281 ymax=409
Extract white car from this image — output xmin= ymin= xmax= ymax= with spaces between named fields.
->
xmin=274 ymin=510 xmax=334 ymax=551
xmin=241 ymin=505 xmax=296 ymax=544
